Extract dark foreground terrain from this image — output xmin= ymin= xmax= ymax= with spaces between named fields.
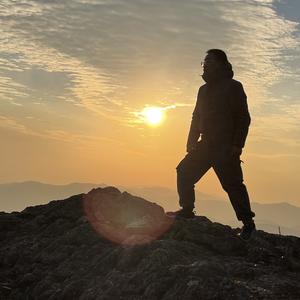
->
xmin=1 ymin=186 xmax=300 ymax=299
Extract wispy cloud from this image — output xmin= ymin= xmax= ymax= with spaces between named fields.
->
xmin=0 ymin=2 xmax=118 ymax=117
xmin=0 ymin=0 xmax=300 ymax=143
xmin=0 ymin=115 xmax=122 ymax=149
xmin=0 ymin=115 xmax=36 ymax=135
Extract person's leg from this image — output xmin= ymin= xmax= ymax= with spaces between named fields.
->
xmin=176 ymin=141 xmax=211 ymax=210
xmin=212 ymin=147 xmax=255 ymax=222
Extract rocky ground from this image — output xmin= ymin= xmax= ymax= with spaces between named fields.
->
xmin=1 ymin=186 xmax=300 ymax=299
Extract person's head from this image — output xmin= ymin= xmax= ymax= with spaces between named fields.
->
xmin=201 ymin=49 xmax=229 ymax=73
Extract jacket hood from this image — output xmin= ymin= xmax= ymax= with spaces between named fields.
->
xmin=202 ymin=61 xmax=234 ymax=84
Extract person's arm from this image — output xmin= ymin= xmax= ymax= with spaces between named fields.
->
xmin=230 ymin=82 xmax=251 ymax=149
xmin=186 ymin=88 xmax=202 ymax=152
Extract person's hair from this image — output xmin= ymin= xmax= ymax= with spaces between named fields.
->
xmin=206 ymin=49 xmax=228 ymax=64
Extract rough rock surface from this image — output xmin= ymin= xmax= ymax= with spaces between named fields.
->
xmin=1 ymin=186 xmax=300 ymax=299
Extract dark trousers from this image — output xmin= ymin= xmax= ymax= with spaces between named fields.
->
xmin=176 ymin=139 xmax=255 ymax=222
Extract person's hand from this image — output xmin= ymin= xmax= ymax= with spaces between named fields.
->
xmin=187 ymin=143 xmax=197 ymax=153
xmin=231 ymin=145 xmax=242 ymax=156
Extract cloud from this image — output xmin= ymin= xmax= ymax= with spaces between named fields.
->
xmin=0 ymin=115 xmax=122 ymax=149
xmin=0 ymin=0 xmax=300 ymax=145
xmin=220 ymin=0 xmax=299 ymax=82
xmin=0 ymin=115 xmax=36 ymax=135
xmin=0 ymin=2 xmax=118 ymax=118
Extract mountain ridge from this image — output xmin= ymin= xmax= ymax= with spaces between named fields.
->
xmin=1 ymin=181 xmax=299 ymax=237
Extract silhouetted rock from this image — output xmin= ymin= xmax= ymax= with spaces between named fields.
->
xmin=1 ymin=186 xmax=300 ymax=299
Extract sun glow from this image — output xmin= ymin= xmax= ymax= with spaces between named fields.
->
xmin=141 ymin=107 xmax=165 ymax=126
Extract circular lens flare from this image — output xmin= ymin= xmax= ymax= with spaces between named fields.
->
xmin=82 ymin=188 xmax=174 ymax=246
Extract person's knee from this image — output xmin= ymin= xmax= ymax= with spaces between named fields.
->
xmin=176 ymin=160 xmax=186 ymax=174
xmin=222 ymin=181 xmax=245 ymax=192
xmin=176 ymin=167 xmax=187 ymax=181
xmin=177 ymin=164 xmax=193 ymax=185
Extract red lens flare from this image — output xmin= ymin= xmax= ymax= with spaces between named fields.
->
xmin=82 ymin=187 xmax=174 ymax=246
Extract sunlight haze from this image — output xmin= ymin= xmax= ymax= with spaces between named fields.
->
xmin=1 ymin=0 xmax=300 ymax=207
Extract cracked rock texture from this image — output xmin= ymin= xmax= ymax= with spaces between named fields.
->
xmin=1 ymin=186 xmax=300 ymax=299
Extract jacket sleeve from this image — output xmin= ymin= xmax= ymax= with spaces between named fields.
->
xmin=230 ymin=82 xmax=251 ymax=148
xmin=186 ymin=88 xmax=201 ymax=149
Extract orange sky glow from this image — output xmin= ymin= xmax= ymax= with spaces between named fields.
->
xmin=1 ymin=0 xmax=300 ymax=207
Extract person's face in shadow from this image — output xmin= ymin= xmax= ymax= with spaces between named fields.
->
xmin=201 ymin=53 xmax=220 ymax=74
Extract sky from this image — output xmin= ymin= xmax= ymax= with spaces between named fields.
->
xmin=0 ymin=0 xmax=300 ymax=206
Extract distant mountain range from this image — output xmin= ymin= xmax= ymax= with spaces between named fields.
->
xmin=1 ymin=181 xmax=299 ymax=237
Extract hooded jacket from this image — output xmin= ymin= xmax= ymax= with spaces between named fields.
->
xmin=187 ymin=62 xmax=251 ymax=149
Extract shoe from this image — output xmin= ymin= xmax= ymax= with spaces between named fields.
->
xmin=166 ymin=208 xmax=195 ymax=219
xmin=238 ymin=221 xmax=256 ymax=241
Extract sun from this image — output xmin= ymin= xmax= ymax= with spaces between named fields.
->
xmin=141 ymin=107 xmax=164 ymax=126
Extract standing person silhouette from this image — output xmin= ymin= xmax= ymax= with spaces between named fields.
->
xmin=168 ymin=49 xmax=256 ymax=240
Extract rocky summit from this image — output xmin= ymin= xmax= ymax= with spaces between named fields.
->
xmin=1 ymin=187 xmax=300 ymax=300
